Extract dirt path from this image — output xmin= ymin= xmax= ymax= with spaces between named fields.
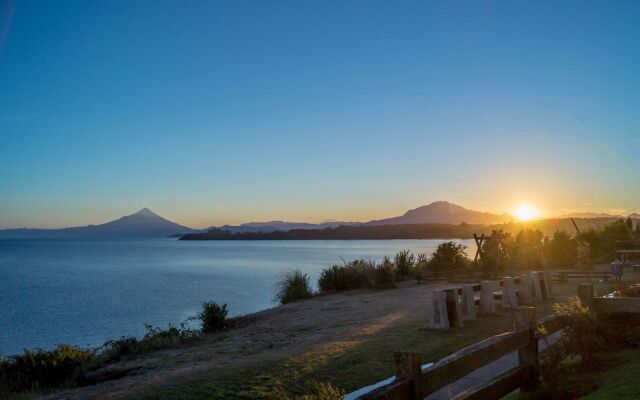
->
xmin=42 ymin=280 xmax=456 ymax=399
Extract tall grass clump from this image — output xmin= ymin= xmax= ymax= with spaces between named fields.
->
xmin=393 ymin=250 xmax=415 ymax=280
xmin=197 ymin=301 xmax=229 ymax=333
xmin=0 ymin=345 xmax=93 ymax=394
xmin=275 ymin=269 xmax=314 ymax=304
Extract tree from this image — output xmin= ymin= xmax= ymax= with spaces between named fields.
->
xmin=544 ymin=231 xmax=578 ymax=268
xmin=427 ymin=242 xmax=470 ymax=272
xmin=394 ymin=250 xmax=415 ymax=280
xmin=512 ymin=229 xmax=545 ymax=269
xmin=481 ymin=230 xmax=512 ymax=278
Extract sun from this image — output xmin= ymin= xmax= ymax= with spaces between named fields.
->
xmin=513 ymin=204 xmax=540 ymax=221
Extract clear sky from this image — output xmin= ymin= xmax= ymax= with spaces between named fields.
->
xmin=1 ymin=0 xmax=639 ymax=229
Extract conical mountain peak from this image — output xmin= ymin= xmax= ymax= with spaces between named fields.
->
xmin=132 ymin=207 xmax=159 ymax=218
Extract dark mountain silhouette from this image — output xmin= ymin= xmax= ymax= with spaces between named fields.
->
xmin=0 ymin=208 xmax=196 ymax=238
xmin=211 ymin=220 xmax=362 ymax=234
xmin=365 ymin=201 xmax=514 ymax=225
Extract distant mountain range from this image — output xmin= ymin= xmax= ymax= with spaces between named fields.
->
xmin=559 ymin=211 xmax=628 ymax=219
xmin=1 ymin=201 xmax=637 ymax=239
xmin=211 ymin=221 xmax=363 ymax=234
xmin=0 ymin=208 xmax=196 ymax=238
xmin=212 ymin=201 xmax=514 ymax=233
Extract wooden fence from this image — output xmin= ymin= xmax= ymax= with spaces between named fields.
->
xmin=356 ymin=283 xmax=640 ymax=400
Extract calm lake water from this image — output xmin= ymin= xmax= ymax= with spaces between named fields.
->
xmin=0 ymin=238 xmax=474 ymax=356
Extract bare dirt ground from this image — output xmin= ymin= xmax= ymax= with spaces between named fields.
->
xmin=42 ymin=280 xmax=454 ymax=399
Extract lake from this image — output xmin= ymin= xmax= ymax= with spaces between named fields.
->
xmin=0 ymin=238 xmax=475 ymax=356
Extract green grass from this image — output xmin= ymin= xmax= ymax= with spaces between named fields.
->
xmin=503 ymin=347 xmax=640 ymax=400
xmin=580 ymin=347 xmax=640 ymax=399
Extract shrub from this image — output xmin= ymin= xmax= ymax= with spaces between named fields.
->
xmin=554 ymin=296 xmax=602 ymax=367
xmin=426 ymin=242 xmax=470 ymax=272
xmin=394 ymin=250 xmax=415 ymax=280
xmin=101 ymin=322 xmax=200 ymax=362
xmin=318 ymin=260 xmax=374 ymax=292
xmin=0 ymin=344 xmax=93 ymax=393
xmin=537 ymin=333 xmax=570 ymax=397
xmin=198 ymin=301 xmax=229 ymax=332
xmin=373 ymin=258 xmax=395 ymax=289
xmin=274 ymin=269 xmax=314 ymax=304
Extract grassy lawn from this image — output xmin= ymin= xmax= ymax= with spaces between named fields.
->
xmin=503 ymin=347 xmax=640 ymax=400
xmin=128 ymin=280 xmax=603 ymax=400
xmin=579 ymin=347 xmax=640 ymax=399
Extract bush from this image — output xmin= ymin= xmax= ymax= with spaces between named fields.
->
xmin=0 ymin=344 xmax=93 ymax=393
xmin=275 ymin=269 xmax=314 ymax=304
xmin=426 ymin=242 xmax=470 ymax=272
xmin=198 ymin=301 xmax=229 ymax=332
xmin=318 ymin=260 xmax=373 ymax=292
xmin=373 ymin=258 xmax=395 ymax=289
xmin=394 ymin=250 xmax=415 ymax=280
xmin=554 ymin=296 xmax=602 ymax=367
xmin=101 ymin=322 xmax=200 ymax=362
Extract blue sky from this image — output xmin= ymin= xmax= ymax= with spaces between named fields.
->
xmin=1 ymin=0 xmax=639 ymax=228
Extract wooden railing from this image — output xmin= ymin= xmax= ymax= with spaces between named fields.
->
xmin=356 ymin=283 xmax=640 ymax=400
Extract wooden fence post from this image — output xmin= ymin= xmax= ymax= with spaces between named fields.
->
xmin=394 ymin=351 xmax=423 ymax=400
xmin=515 ymin=306 xmax=538 ymax=391
xmin=577 ymin=283 xmax=594 ymax=310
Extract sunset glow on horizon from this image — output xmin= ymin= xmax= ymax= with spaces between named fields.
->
xmin=513 ymin=204 xmax=541 ymax=222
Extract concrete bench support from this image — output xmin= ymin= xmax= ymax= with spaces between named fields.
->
xmin=502 ymin=277 xmax=518 ymax=308
xmin=480 ymin=280 xmax=497 ymax=314
xmin=427 ymin=289 xmax=450 ymax=329
xmin=519 ymin=274 xmax=533 ymax=305
xmin=444 ymin=288 xmax=464 ymax=327
xmin=540 ymin=271 xmax=552 ymax=298
xmin=531 ymin=271 xmax=544 ymax=302
xmin=461 ymin=284 xmax=477 ymax=320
